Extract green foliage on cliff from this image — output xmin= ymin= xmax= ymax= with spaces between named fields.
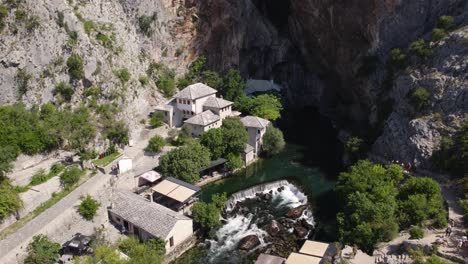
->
xmin=147 ymin=62 xmax=176 ymax=97
xmin=410 ymin=39 xmax=432 ymax=61
xmin=159 ymin=141 xmax=210 ymax=183
xmin=235 ymin=94 xmax=283 ymax=121
xmin=410 ymin=87 xmax=431 ymax=111
xmin=67 ymin=53 xmax=84 ymax=81
xmin=145 ymin=135 xmax=165 ymax=154
xmin=336 ymin=160 xmax=447 ymax=253
xmin=437 ymin=16 xmax=454 ymax=30
xmin=15 ymin=68 xmax=32 ymax=96
xmin=115 ymin=68 xmax=131 ymax=84
xmin=0 ymin=177 xmax=22 ymax=220
xmin=138 ymin=12 xmax=157 ymax=37
xmin=54 ymin=81 xmax=74 ymax=102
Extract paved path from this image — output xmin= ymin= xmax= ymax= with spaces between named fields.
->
xmin=0 ymin=171 xmax=111 ymax=260
xmin=0 ymin=127 xmax=171 ymax=263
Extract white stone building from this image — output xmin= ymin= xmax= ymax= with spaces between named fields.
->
xmin=155 ymin=83 xmax=234 ymax=135
xmin=240 ymin=116 xmax=270 ymax=157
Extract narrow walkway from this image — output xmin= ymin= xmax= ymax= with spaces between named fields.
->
xmin=0 ymin=171 xmax=111 ymax=259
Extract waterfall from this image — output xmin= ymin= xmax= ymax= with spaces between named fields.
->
xmin=226 ymin=180 xmax=291 ymax=210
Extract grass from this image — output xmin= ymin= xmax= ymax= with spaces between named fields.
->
xmin=92 ymin=152 xmax=121 ymax=167
xmin=0 ymin=170 xmax=92 ymax=240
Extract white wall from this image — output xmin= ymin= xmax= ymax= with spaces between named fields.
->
xmin=194 ymin=94 xmax=215 ymax=114
xmin=164 ymin=219 xmax=193 ymax=252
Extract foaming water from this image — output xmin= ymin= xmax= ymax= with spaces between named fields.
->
xmin=206 ymin=182 xmax=314 ymax=263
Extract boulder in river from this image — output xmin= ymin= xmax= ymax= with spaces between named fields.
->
xmin=267 ymin=220 xmax=283 ymax=236
xmin=238 ymin=235 xmax=261 ymax=250
xmin=286 ymin=205 xmax=307 ymax=219
xmin=294 ymin=226 xmax=309 ymax=238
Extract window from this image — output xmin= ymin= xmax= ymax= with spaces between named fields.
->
xmin=169 ymin=237 xmax=174 ymax=247
xmin=257 ymin=129 xmax=261 ymax=134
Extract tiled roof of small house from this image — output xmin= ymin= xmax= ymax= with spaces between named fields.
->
xmin=184 ymin=110 xmax=220 ymax=126
xmin=109 ymin=190 xmax=190 ymax=239
xmin=203 ymin=96 xmax=233 ymax=109
xmin=240 ymin=116 xmax=270 ymax=129
xmin=174 ymin=83 xmax=217 ymax=100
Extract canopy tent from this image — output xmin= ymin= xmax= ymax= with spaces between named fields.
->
xmin=151 ymin=177 xmax=200 ymax=204
xmin=139 ymin=171 xmax=162 ymax=183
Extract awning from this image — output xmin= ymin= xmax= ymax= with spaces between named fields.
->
xmin=299 ymin=240 xmax=329 ymax=258
xmin=151 ymin=178 xmax=199 ymax=203
xmin=139 ymin=171 xmax=162 ymax=183
xmin=285 ymin=253 xmax=321 ymax=264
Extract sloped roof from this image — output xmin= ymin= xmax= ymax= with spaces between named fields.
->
xmin=241 ymin=116 xmax=270 ymax=129
xmin=109 ymin=190 xmax=190 ymax=239
xmin=299 ymin=240 xmax=330 ymax=258
xmin=285 ymin=253 xmax=321 ymax=264
xmin=184 ymin=110 xmax=220 ymax=126
xmin=174 ymin=83 xmax=217 ymax=100
xmin=203 ymin=96 xmax=233 ymax=109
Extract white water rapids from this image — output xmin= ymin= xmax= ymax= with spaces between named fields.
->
xmin=206 ymin=180 xmax=314 ymax=263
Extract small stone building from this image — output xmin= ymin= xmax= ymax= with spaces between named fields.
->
xmin=108 ymin=190 xmax=193 ymax=252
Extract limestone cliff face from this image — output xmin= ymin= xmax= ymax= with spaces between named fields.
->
xmin=0 ymin=0 xmax=196 ymax=140
xmin=372 ymin=28 xmax=467 ymax=168
xmin=190 ymin=0 xmax=467 ymax=125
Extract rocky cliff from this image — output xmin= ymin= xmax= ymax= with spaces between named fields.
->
xmin=372 ymin=28 xmax=467 ymax=168
xmin=0 ymin=0 xmax=467 ymax=167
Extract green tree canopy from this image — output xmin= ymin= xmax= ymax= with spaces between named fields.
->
xmin=225 ymin=153 xmax=243 ymax=171
xmin=24 ymin=235 xmax=61 ymax=264
xmin=159 ymin=141 xmax=210 ymax=183
xmin=221 ymin=117 xmax=248 ymax=156
xmin=192 ymin=202 xmax=222 ymax=230
xmin=250 ymin=94 xmax=283 ymax=121
xmin=118 ymin=237 xmax=165 ymax=264
xmin=200 ymin=128 xmax=226 ymax=160
xmin=220 ymin=69 xmax=245 ymax=102
xmin=0 ymin=177 xmax=23 ymax=220
xmin=262 ymin=125 xmax=285 ymax=156
xmin=60 ymin=165 xmax=83 ymax=189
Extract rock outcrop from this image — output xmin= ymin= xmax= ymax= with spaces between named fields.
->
xmin=372 ymin=28 xmax=468 ymax=168
xmin=286 ymin=205 xmax=307 ymax=219
xmin=238 ymin=234 xmax=260 ymax=250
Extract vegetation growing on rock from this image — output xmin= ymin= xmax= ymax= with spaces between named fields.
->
xmin=78 ymin=194 xmax=100 ymax=220
xmin=24 ymin=234 xmax=61 ymax=264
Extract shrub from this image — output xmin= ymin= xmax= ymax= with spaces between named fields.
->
xmin=30 ymin=169 xmax=49 ymax=186
xmin=410 ymin=39 xmax=432 ymax=60
xmin=139 ymin=75 xmax=149 ymax=86
xmin=25 ymin=234 xmax=61 ymax=264
xmin=0 ymin=5 xmax=8 ymax=32
xmin=15 ymin=9 xmax=26 ymax=21
xmin=388 ymin=48 xmax=407 ymax=69
xmin=53 ymin=81 xmax=74 ymax=102
xmin=25 ymin=15 xmax=40 ymax=32
xmin=409 ymin=226 xmax=424 ymax=239
xmin=262 ymin=125 xmax=286 ymax=156
xmin=432 ymin=28 xmax=447 ymax=42
xmin=67 ymin=30 xmax=78 ymax=46
xmin=433 ymin=123 xmax=468 ymax=177
xmin=149 ymin=112 xmax=165 ymax=128
xmin=50 ymin=163 xmax=65 ymax=175
xmin=83 ymin=85 xmax=101 ymax=97
xmin=410 ymin=87 xmax=431 ymax=111
xmin=78 ymin=149 xmax=98 ymax=161
xmin=175 ymin=46 xmax=184 ymax=57
xmin=56 ymin=11 xmax=65 ymax=28
xmin=114 ymin=68 xmax=131 ymax=84
xmin=83 ymin=20 xmax=94 ymax=34
xmin=96 ymin=32 xmax=112 ymax=48
xmin=0 ymin=178 xmax=23 ymax=220
xmin=145 ymin=135 xmax=165 ymax=153
xmin=15 ymin=68 xmax=31 ymax=96
xmin=66 ymin=54 xmax=84 ymax=81
xmin=118 ymin=237 xmax=165 ymax=263
xmin=78 ymin=194 xmax=100 ymax=220
xmin=60 ymin=165 xmax=82 ymax=188
xmin=138 ymin=12 xmax=157 ymax=37
xmin=157 ymin=73 xmax=176 ymax=97
xmin=106 ymin=121 xmax=129 ymax=145
xmin=437 ymin=16 xmax=454 ymax=30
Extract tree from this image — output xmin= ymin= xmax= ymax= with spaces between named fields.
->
xmin=221 ymin=69 xmax=245 ymax=102
xmin=24 ymin=235 xmax=61 ymax=264
xmin=200 ymin=128 xmax=225 ymax=160
xmin=192 ymin=202 xmax=222 ymax=230
xmin=67 ymin=53 xmax=84 ymax=81
xmin=0 ymin=146 xmax=17 ymax=177
xmin=211 ymin=192 xmax=227 ymax=210
xmin=262 ymin=125 xmax=285 ymax=156
xmin=250 ymin=94 xmax=283 ymax=120
xmin=92 ymin=244 xmax=129 ymax=264
xmin=149 ymin=112 xmax=165 ymax=128
xmin=221 ymin=117 xmax=248 ymax=156
xmin=159 ymin=141 xmax=210 ymax=183
xmin=78 ymin=194 xmax=100 ymax=220
xmin=336 ymin=160 xmax=402 ymax=253
xmin=225 ymin=153 xmax=243 ymax=171
xmin=200 ymin=71 xmax=223 ymax=90
xmin=397 ymin=177 xmax=446 ymax=228
xmin=388 ymin=48 xmax=407 ymax=69
xmin=188 ymin=57 xmax=206 ymax=76
xmin=174 ymin=124 xmax=192 ymax=145
xmin=432 ymin=28 xmax=447 ymax=42
xmin=60 ymin=165 xmax=82 ymax=189
xmin=145 ymin=135 xmax=165 ymax=154
xmin=410 ymin=87 xmax=431 ymax=111
xmin=437 ymin=16 xmax=454 ymax=30
xmin=115 ymin=68 xmax=131 ymax=84
xmin=433 ymin=123 xmax=468 ymax=177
